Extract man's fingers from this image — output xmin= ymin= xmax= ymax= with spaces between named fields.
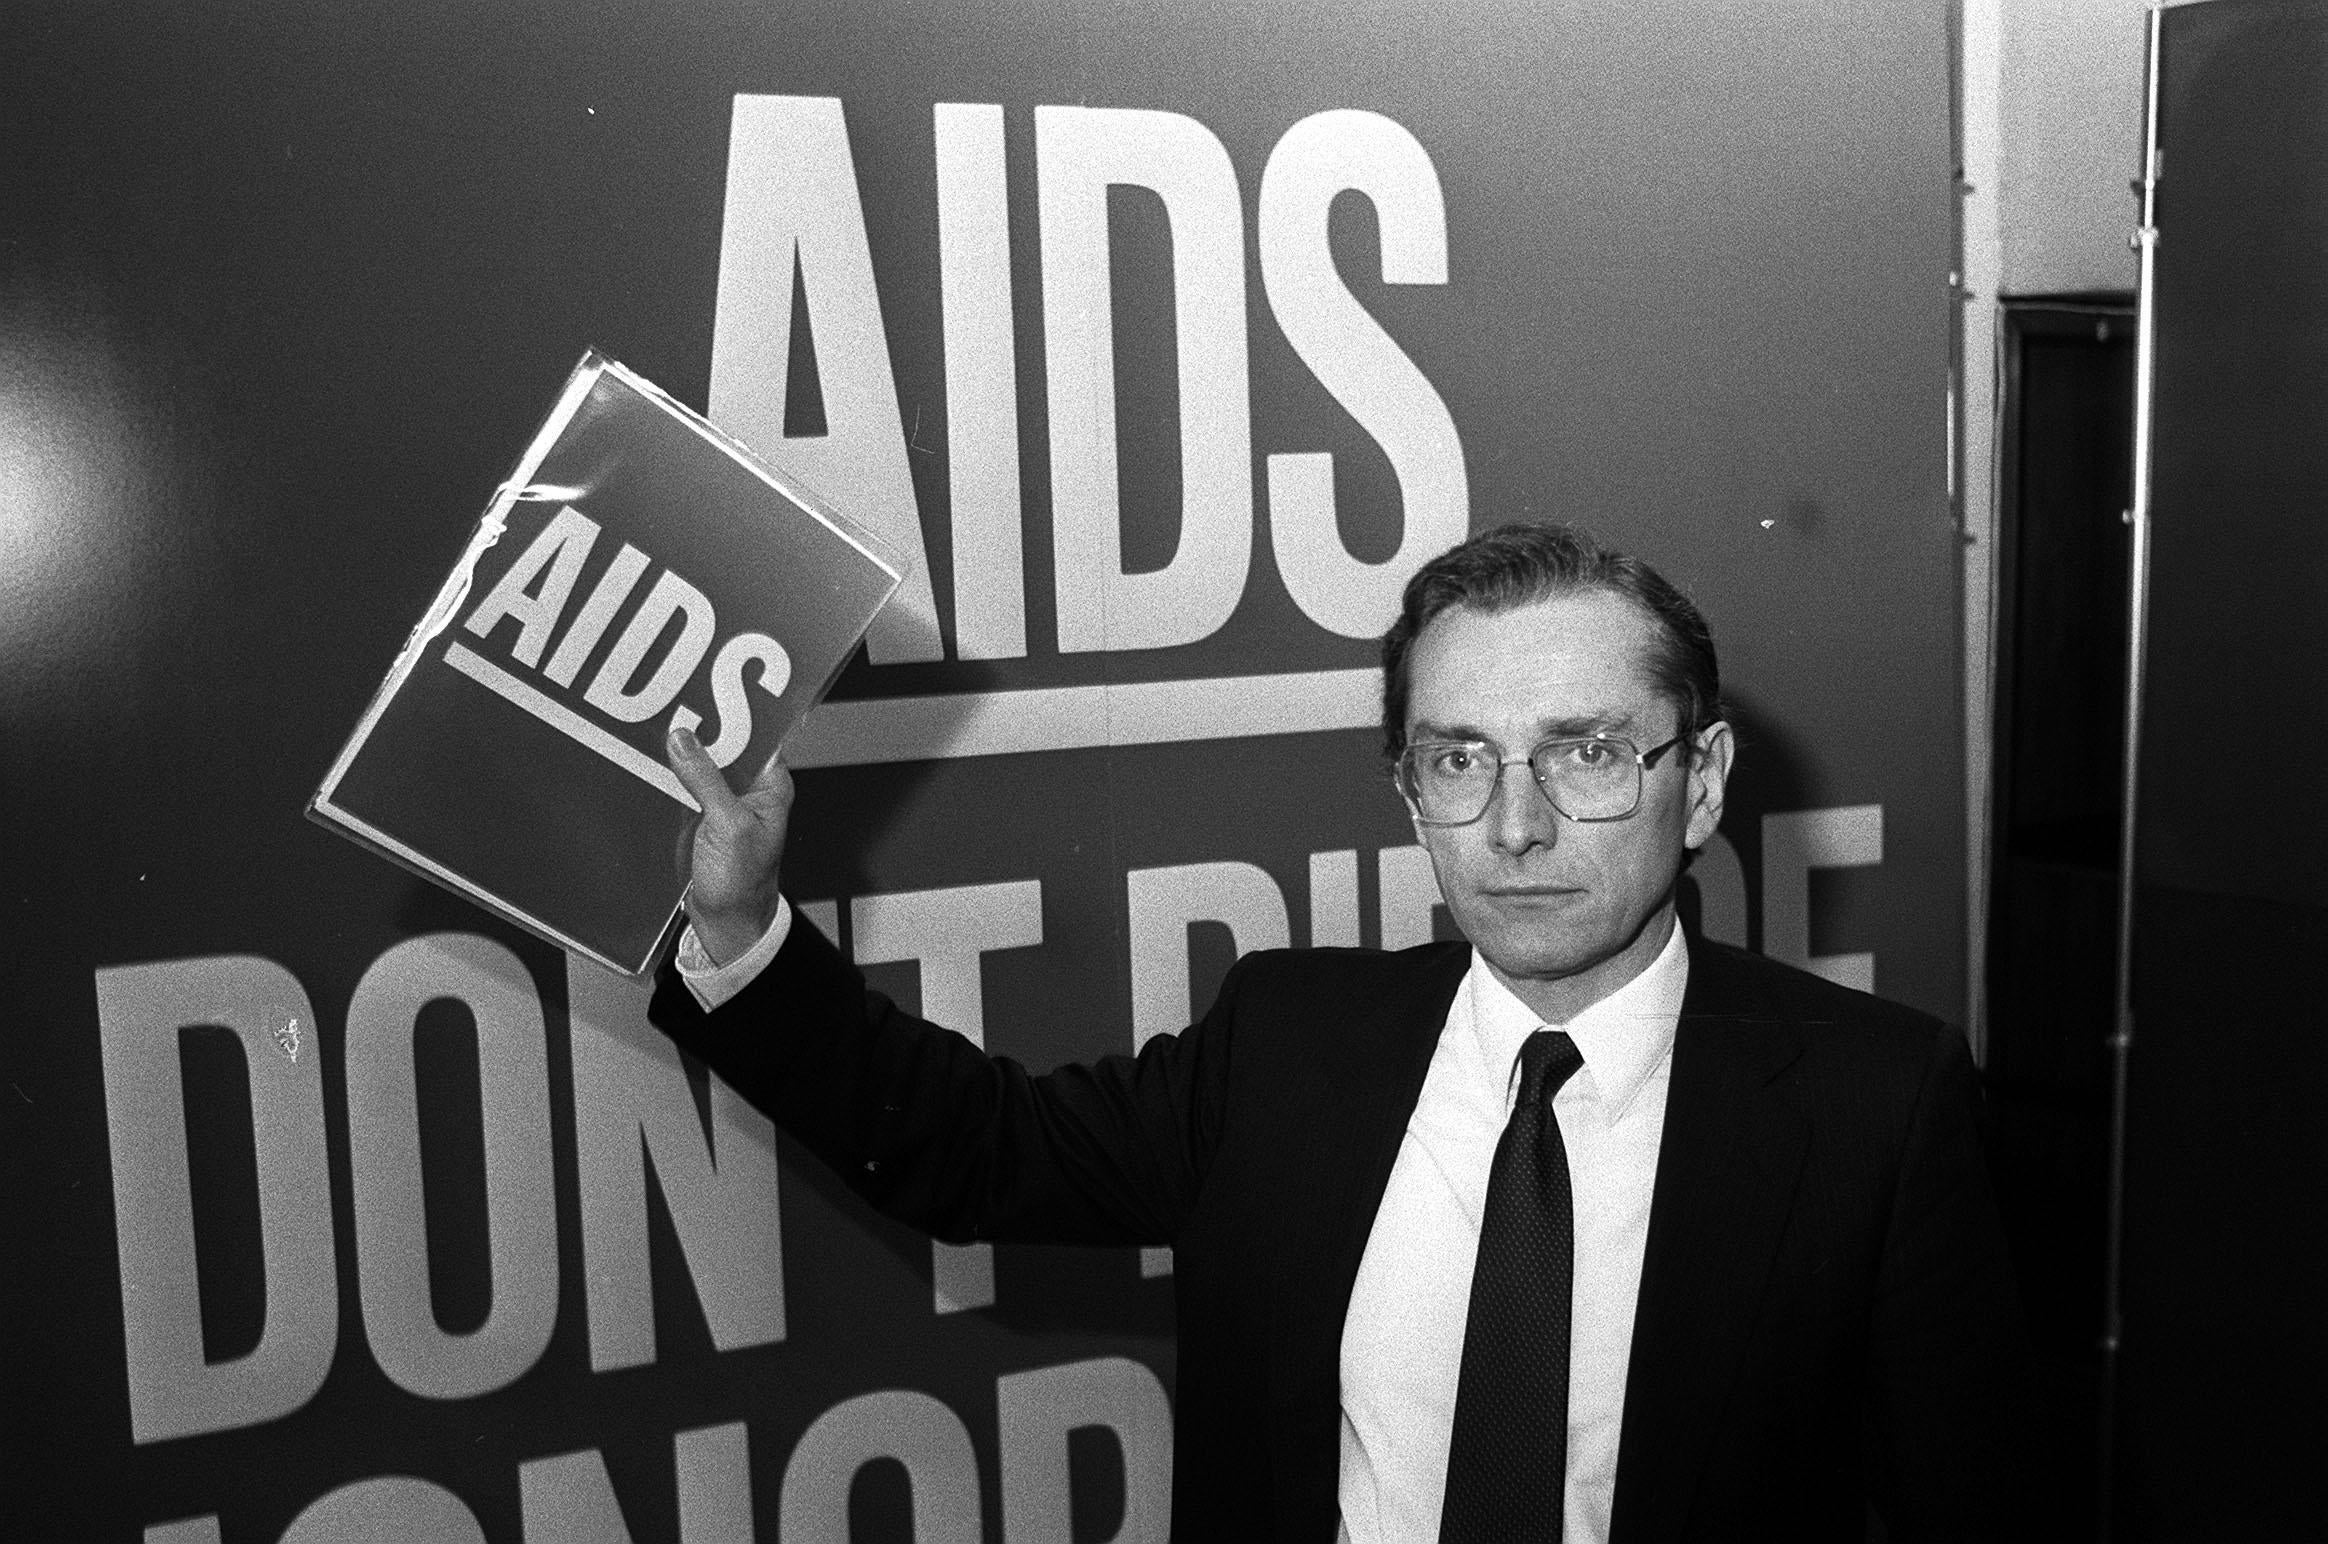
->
xmin=667 ymin=728 xmax=788 ymax=952
xmin=665 ymin=727 xmax=740 ymax=818
xmin=741 ymin=750 xmax=793 ymax=806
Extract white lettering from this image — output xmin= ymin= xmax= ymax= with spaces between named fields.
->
xmin=1376 ymin=844 xmax=1443 ymax=950
xmin=935 ymin=102 xmax=1027 ymax=661
xmin=280 ymin=1477 xmax=485 ymax=1544
xmin=1125 ymin=860 xmax=1289 ymax=1050
xmin=582 ymin=568 xmax=718 ymax=724
xmin=670 ymin=631 xmax=793 ymax=769
xmin=142 ymin=1520 xmax=221 ymax=1544
xmin=463 ymin=504 xmax=600 ymax=668
xmin=542 ymin=540 xmax=651 ymax=688
xmin=1037 ymin=106 xmax=1253 ymax=654
xmin=673 ymin=1421 xmax=757 ymax=1544
xmin=519 ymin=1424 xmax=753 ymax=1544
xmin=1124 ymin=860 xmax=1286 ymax=1280
xmin=853 ymin=879 xmax=1044 ymax=1315
xmin=569 ymin=961 xmax=785 ymax=1372
xmin=1308 ymin=848 xmax=1361 ymax=947
xmin=344 ymin=935 xmax=557 ymax=1401
xmin=796 ymin=898 xmax=841 ymax=944
xmin=996 ymin=1357 xmax=1174 ymax=1544
xmin=1762 ymin=805 xmax=1883 ymax=990
xmin=709 ymin=94 xmax=941 ymax=664
xmin=1260 ymin=110 xmax=1466 ymax=638
xmin=93 ymin=956 xmax=336 ymax=1445
xmin=519 ymin=1451 xmax=635 ymax=1544
xmin=779 ymin=1390 xmax=981 ymax=1544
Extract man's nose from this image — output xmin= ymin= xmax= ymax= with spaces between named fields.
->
xmin=1486 ymin=757 xmax=1561 ymax=853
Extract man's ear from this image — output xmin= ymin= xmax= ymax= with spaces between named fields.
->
xmin=1388 ymin=760 xmax=1426 ymax=839
xmin=1683 ymin=720 xmax=1734 ymax=851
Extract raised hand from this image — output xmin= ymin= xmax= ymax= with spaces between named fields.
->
xmin=664 ymin=726 xmax=792 ymax=967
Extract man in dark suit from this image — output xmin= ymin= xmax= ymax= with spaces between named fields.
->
xmin=650 ymin=523 xmax=2029 ymax=1542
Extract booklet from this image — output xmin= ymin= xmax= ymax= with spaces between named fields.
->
xmin=310 ymin=350 xmax=906 ymax=976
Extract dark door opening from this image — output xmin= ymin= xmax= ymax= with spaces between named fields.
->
xmin=1982 ymin=295 xmax=2136 ymax=1540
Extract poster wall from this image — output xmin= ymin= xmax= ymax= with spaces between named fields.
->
xmin=1 ymin=1 xmax=1959 ymax=1538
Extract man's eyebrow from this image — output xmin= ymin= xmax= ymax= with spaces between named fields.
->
xmin=1537 ymin=712 xmax=1637 ymax=738
xmin=1406 ymin=711 xmax=1641 ymax=744
xmin=1408 ymin=718 xmax=1489 ymax=743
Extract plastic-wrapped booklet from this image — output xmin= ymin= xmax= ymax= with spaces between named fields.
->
xmin=310 ymin=350 xmax=906 ymax=977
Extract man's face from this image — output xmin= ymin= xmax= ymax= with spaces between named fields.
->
xmin=1401 ymin=589 xmax=1731 ymax=1022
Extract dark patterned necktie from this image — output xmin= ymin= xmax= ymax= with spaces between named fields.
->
xmin=1440 ymin=1028 xmax=1586 ymax=1543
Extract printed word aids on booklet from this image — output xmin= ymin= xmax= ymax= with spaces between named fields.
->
xmin=310 ymin=350 xmax=907 ymax=976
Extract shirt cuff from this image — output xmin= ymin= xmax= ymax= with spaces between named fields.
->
xmin=676 ymin=896 xmax=793 ymax=1011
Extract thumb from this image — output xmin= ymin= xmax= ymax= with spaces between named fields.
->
xmin=664 ymin=726 xmax=738 ymax=818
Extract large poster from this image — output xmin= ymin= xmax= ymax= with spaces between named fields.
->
xmin=1 ymin=1 xmax=1958 ymax=1538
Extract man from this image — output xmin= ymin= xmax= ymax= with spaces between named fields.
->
xmin=649 ymin=522 xmax=2029 ymax=1542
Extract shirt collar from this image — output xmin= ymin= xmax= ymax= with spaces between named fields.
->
xmin=1462 ymin=921 xmax=1689 ymax=1123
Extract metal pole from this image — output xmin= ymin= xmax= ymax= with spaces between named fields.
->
xmin=2097 ymin=8 xmax=2163 ymax=1539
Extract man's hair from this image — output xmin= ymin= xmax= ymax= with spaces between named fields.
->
xmin=1378 ymin=521 xmax=1723 ymax=757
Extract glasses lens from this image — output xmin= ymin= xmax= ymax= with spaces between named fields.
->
xmin=1403 ymin=743 xmax=1497 ymax=824
xmin=1530 ymin=738 xmax=1641 ymax=820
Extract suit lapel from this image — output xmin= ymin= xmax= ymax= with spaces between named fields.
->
xmin=1609 ymin=942 xmax=1810 ymax=1544
xmin=1265 ymin=945 xmax=1470 ymax=1531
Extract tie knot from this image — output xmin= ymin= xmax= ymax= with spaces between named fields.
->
xmin=1516 ymin=1028 xmax=1584 ymax=1105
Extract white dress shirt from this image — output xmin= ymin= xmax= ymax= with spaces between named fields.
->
xmin=676 ymin=896 xmax=794 ymax=1010
xmin=1336 ymin=924 xmax=1687 ymax=1544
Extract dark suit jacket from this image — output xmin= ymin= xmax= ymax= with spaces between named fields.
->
xmin=650 ymin=919 xmax=2030 ymax=1542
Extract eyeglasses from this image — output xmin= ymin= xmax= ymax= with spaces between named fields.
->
xmin=1394 ymin=731 xmax=1692 ymax=827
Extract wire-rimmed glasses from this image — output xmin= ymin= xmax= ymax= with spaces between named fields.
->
xmin=1395 ymin=731 xmax=1691 ymax=826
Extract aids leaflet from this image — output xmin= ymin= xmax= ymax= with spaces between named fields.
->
xmin=310 ymin=350 xmax=906 ymax=975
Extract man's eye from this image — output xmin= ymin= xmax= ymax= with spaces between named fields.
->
xmin=1548 ymin=739 xmax=1620 ymax=771
xmin=1427 ymin=747 xmax=1482 ymax=776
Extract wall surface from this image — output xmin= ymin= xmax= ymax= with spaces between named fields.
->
xmin=1 ymin=2 xmax=1962 ymax=1538
xmin=2000 ymin=0 xmax=2148 ymax=296
xmin=2117 ymin=3 xmax=2328 ymax=1535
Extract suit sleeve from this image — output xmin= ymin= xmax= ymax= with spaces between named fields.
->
xmin=647 ymin=909 xmax=1234 ymax=1248
xmin=1864 ymin=1025 xmax=2040 ymax=1542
